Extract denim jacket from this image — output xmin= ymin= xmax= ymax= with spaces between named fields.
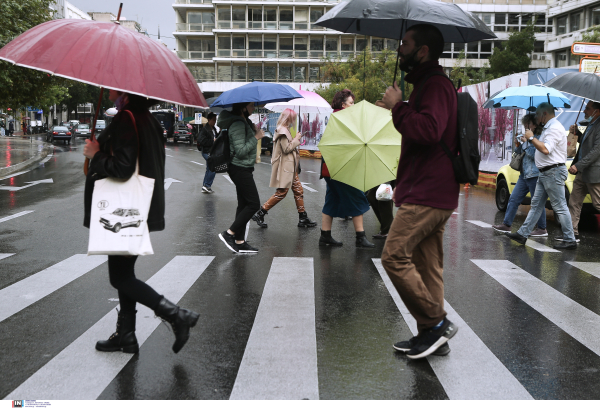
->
xmin=515 ymin=135 xmax=540 ymax=179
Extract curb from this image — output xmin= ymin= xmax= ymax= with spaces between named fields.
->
xmin=0 ymin=138 xmax=54 ymax=179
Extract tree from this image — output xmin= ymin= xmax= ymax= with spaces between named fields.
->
xmin=581 ymin=26 xmax=600 ymax=43
xmin=0 ymin=0 xmax=69 ymax=112
xmin=313 ymin=50 xmax=414 ymax=105
xmin=489 ymin=22 xmax=536 ymax=78
xmin=450 ymin=50 xmax=494 ymax=87
xmin=59 ymin=82 xmax=113 ymax=121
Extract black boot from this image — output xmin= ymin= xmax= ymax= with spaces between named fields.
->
xmin=96 ymin=310 xmax=139 ymax=353
xmin=319 ymin=229 xmax=343 ymax=247
xmin=298 ymin=212 xmax=317 ymax=228
xmin=251 ymin=207 xmax=268 ymax=228
xmin=155 ymin=297 xmax=200 ymax=354
xmin=356 ymin=231 xmax=375 ymax=248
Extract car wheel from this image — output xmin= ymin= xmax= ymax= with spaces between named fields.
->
xmin=113 ymin=223 xmax=121 ymax=233
xmin=495 ymin=177 xmax=509 ymax=212
xmin=135 ymin=221 xmax=141 ymax=227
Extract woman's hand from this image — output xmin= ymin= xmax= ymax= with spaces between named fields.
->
xmin=255 ymin=129 xmax=265 ymax=140
xmin=83 ymin=138 xmax=100 ymax=159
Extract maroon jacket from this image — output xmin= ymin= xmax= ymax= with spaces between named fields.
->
xmin=392 ymin=60 xmax=459 ymax=210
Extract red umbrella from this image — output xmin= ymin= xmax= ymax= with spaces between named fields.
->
xmin=0 ymin=19 xmax=207 ymax=108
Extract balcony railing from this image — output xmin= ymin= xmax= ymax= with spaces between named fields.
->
xmin=175 ymin=0 xmax=213 ymax=4
xmin=176 ymin=23 xmax=215 ymax=32
xmin=212 ymin=22 xmax=329 ymax=30
xmin=213 ymin=50 xmax=331 ymax=58
xmin=177 ymin=51 xmax=216 ymax=59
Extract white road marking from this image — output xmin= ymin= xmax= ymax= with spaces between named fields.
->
xmin=165 ymin=148 xmax=172 ymax=151
xmin=0 ymin=253 xmax=15 ymax=261
xmin=191 ymin=161 xmax=204 ymax=166
xmin=452 ymin=212 xmax=459 ymax=215
xmin=245 ymin=221 xmax=249 ymax=241
xmin=164 ymin=178 xmax=182 ymax=190
xmin=223 ymin=175 xmax=234 ymax=184
xmin=0 ymin=211 xmax=34 ymax=223
xmin=468 ymin=220 xmax=557 ymax=252
xmin=0 ymin=155 xmax=54 ymax=182
xmin=6 ymin=256 xmax=214 ymax=400
xmin=166 ymin=154 xmax=173 ymax=157
xmin=566 ymin=262 xmax=600 ymax=278
xmin=301 ymin=182 xmax=317 ymax=193
xmin=466 ymin=220 xmax=492 ymax=228
xmin=304 ymin=171 xmax=317 ymax=174
xmin=40 ymin=154 xmax=53 ymax=165
xmin=373 ymin=259 xmax=532 ymax=400
xmin=472 ymin=259 xmax=600 ymax=358
xmin=230 ymin=258 xmax=318 ymax=400
xmin=0 ymin=254 xmax=107 ymax=323
xmin=0 ymin=179 xmax=53 ymax=191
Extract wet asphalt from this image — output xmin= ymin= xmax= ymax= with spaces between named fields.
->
xmin=2 ymin=136 xmax=600 ymax=399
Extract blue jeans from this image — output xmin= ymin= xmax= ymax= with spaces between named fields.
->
xmin=202 ymin=152 xmax=216 ymax=188
xmin=517 ymin=166 xmax=576 ymax=242
xmin=503 ymin=174 xmax=546 ymax=229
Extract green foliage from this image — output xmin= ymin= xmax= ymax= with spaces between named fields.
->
xmin=489 ymin=22 xmax=536 ymax=78
xmin=449 ymin=50 xmax=494 ymax=87
xmin=0 ymin=0 xmax=70 ymax=112
xmin=59 ymin=81 xmax=112 ymax=120
xmin=581 ymin=26 xmax=600 ymax=43
xmin=313 ymin=50 xmax=414 ymax=105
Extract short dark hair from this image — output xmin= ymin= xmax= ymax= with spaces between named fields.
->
xmin=522 ymin=113 xmax=536 ymax=127
xmin=232 ymin=102 xmax=252 ymax=115
xmin=206 ymin=112 xmax=217 ymax=121
xmin=590 ymin=101 xmax=600 ymax=110
xmin=331 ymin=89 xmax=355 ymax=110
xmin=406 ymin=24 xmax=445 ymax=61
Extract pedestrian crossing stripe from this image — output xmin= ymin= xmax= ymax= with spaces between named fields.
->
xmin=0 ymin=253 xmax=14 ymax=261
xmin=5 ymin=256 xmax=214 ymax=400
xmin=466 ymin=220 xmax=558 ymax=252
xmin=566 ymin=262 xmax=600 ymax=278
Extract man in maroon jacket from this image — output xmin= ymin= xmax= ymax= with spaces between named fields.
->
xmin=376 ymin=24 xmax=459 ymax=360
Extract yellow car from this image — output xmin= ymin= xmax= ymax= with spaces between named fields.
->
xmin=495 ymin=149 xmax=592 ymax=212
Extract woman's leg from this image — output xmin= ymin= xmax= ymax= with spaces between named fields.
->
xmin=322 ymin=213 xmax=333 ymax=230
xmin=262 ymin=188 xmax=290 ymax=211
xmin=229 ymin=168 xmax=260 ymax=242
xmin=352 ymin=214 xmax=364 ymax=232
xmin=108 ymin=256 xmax=162 ymax=312
xmin=291 ymin=175 xmax=306 ymax=213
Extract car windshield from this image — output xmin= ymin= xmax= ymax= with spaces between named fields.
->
xmin=78 ymin=124 xmax=89 ymax=129
xmin=111 ymin=208 xmax=126 ymax=216
xmin=54 ymin=127 xmax=68 ymax=131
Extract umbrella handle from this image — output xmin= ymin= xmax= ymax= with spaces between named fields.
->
xmin=84 ymin=87 xmax=104 ymax=176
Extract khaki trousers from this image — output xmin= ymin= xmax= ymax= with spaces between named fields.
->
xmin=568 ymin=172 xmax=600 ymax=235
xmin=381 ymin=203 xmax=453 ymax=333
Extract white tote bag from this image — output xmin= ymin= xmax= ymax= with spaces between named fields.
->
xmin=87 ymin=111 xmax=155 ymax=256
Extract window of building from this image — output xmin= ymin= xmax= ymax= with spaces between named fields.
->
xmin=248 ymin=8 xmax=262 ymax=29
xmin=264 ymin=65 xmax=276 ymax=82
xmin=495 ymin=13 xmax=505 ymax=25
xmin=494 ymin=26 xmax=506 ymax=32
xmin=280 ymin=37 xmax=293 ymax=57
xmin=264 ymin=36 xmax=277 ymax=57
xmin=356 ymin=37 xmax=367 ymax=51
xmin=534 ymin=41 xmax=544 ymax=53
xmin=217 ymin=36 xmax=231 ymax=57
xmin=217 ymin=64 xmax=231 ymax=81
xmin=480 ymin=41 xmax=492 ymax=53
xmin=310 ymin=37 xmax=323 ymax=52
xmin=295 ymin=9 xmax=308 ymax=30
xmin=279 ymin=65 xmax=293 ymax=82
xmin=310 ymin=8 xmax=324 ymax=29
xmin=371 ymin=38 xmax=384 ymax=52
xmin=481 ymin=13 xmax=492 ymax=25
xmin=280 ymin=9 xmax=293 ymax=30
xmin=295 ymin=37 xmax=308 ymax=58
xmin=295 ymin=66 xmax=307 ymax=82
xmin=341 ymin=37 xmax=354 ymax=57
xmin=188 ymin=38 xmax=215 ymax=59
xmin=232 ymin=36 xmax=245 ymax=57
xmin=508 ymin=14 xmax=519 ymax=25
xmin=217 ymin=8 xmax=231 ymax=29
xmin=570 ymin=13 xmax=581 ymax=32
xmin=386 ymin=39 xmax=398 ymax=51
xmin=592 ymin=8 xmax=600 ymax=26
xmin=232 ymin=7 xmax=245 ymax=29
xmin=264 ymin=9 xmax=277 ymax=29
xmin=533 ymin=13 xmax=545 ymax=26
xmin=467 ymin=42 xmax=478 ymax=59
xmin=188 ymin=11 xmax=214 ymax=26
xmin=248 ymin=64 xmax=262 ymax=81
xmin=232 ymin=65 xmax=246 ymax=82
xmin=326 ymin=37 xmax=338 ymax=57
xmin=309 ymin=66 xmax=320 ymax=82
xmin=441 ymin=43 xmax=452 ymax=59
xmin=557 ymin=16 xmax=567 ymax=35
xmin=556 ymin=51 xmax=567 ymax=67
xmin=190 ymin=65 xmax=215 ymax=82
xmin=249 ymin=36 xmax=262 ymax=57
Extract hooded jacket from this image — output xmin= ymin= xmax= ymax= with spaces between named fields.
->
xmin=217 ymin=110 xmax=257 ymax=168
xmin=84 ymin=104 xmax=166 ymax=232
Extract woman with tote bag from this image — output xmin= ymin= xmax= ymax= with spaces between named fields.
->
xmin=83 ymin=90 xmax=199 ymax=354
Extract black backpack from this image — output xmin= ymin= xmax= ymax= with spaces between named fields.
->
xmin=415 ymin=72 xmax=481 ymax=185
xmin=206 ymin=118 xmax=244 ymax=173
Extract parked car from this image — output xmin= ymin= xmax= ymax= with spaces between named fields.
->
xmin=94 ymin=120 xmax=106 ymax=135
xmin=173 ymin=125 xmax=193 ymax=144
xmin=261 ymin=130 xmax=273 ymax=154
xmin=73 ymin=123 xmax=91 ymax=138
xmin=46 ymin=126 xmax=72 ymax=144
xmin=99 ymin=208 xmax=142 ymax=233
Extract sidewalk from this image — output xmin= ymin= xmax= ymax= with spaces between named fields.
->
xmin=0 ymin=135 xmax=53 ymax=178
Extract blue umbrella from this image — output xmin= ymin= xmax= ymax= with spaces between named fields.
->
xmin=483 ymin=85 xmax=571 ymax=110
xmin=210 ymin=82 xmax=302 ymax=108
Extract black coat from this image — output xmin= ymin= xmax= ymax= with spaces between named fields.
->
xmin=84 ymin=104 xmax=166 ymax=232
xmin=197 ymin=124 xmax=216 ymax=153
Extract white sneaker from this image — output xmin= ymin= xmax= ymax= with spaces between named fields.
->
xmin=555 ymin=234 xmax=580 ymax=243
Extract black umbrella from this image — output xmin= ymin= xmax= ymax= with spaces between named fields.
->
xmin=544 ymin=72 xmax=600 ymax=126
xmin=315 ymin=0 xmax=496 ymax=84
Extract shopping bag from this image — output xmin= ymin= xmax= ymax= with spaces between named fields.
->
xmin=87 ymin=164 xmax=155 ymax=256
xmin=375 ymin=183 xmax=393 ymax=201
xmin=567 ymin=132 xmax=578 ymax=158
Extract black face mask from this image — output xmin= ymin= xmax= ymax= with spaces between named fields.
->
xmin=398 ymin=46 xmax=423 ymax=73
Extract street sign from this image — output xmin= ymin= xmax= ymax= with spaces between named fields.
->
xmin=195 ymin=113 xmax=202 ymax=123
xmin=572 ymin=42 xmax=600 ymax=56
xmin=255 ymin=108 xmax=270 ymax=114
xmin=178 ymin=112 xmax=183 ymax=121
xmin=580 ymin=58 xmax=600 ymax=73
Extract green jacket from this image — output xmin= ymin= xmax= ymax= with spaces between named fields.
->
xmin=217 ymin=110 xmax=257 ymax=168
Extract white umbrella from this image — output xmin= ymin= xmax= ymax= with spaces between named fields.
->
xmin=265 ymin=90 xmax=332 ymax=114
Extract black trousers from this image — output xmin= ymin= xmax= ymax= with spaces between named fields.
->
xmin=228 ymin=163 xmax=261 ymax=240
xmin=366 ymin=187 xmax=395 ymax=235
xmin=108 ymin=256 xmax=162 ymax=314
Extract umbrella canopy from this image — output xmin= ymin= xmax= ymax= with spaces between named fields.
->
xmin=315 ymin=0 xmax=496 ymax=43
xmin=265 ymin=90 xmax=333 ymax=114
xmin=544 ymin=72 xmax=600 ymax=102
xmin=210 ymin=82 xmax=302 ymax=108
xmin=0 ymin=19 xmax=207 ymax=108
xmin=318 ymin=101 xmax=401 ymax=192
xmin=483 ymin=85 xmax=571 ymax=110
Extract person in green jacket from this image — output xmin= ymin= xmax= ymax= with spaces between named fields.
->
xmin=218 ymin=102 xmax=265 ymax=253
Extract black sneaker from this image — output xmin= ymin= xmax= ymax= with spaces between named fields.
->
xmin=393 ymin=335 xmax=450 ymax=356
xmin=406 ymin=319 xmax=458 ymax=360
xmin=553 ymin=241 xmax=577 ymax=250
xmin=236 ymin=241 xmax=259 ymax=253
xmin=219 ymin=231 xmax=239 ymax=253
xmin=506 ymin=232 xmax=527 ymax=245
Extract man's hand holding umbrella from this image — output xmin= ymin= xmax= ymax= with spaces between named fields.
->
xmin=376 ymin=81 xmax=403 ymax=110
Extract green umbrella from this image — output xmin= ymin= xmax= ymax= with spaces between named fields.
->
xmin=318 ymin=100 xmax=401 ymax=192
